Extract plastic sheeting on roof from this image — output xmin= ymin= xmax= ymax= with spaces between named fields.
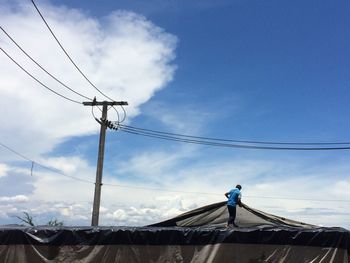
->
xmin=0 ymin=202 xmax=349 ymax=262
xmin=149 ymin=201 xmax=318 ymax=228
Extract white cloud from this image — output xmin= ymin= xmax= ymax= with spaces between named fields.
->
xmin=143 ymin=101 xmax=215 ymax=135
xmin=118 ymin=150 xmax=187 ymax=181
xmin=30 ymin=156 xmax=95 ymax=202
xmin=0 ymin=0 xmax=176 ymax=159
xmin=109 ymin=209 xmax=127 ymax=221
xmin=100 ymin=206 xmax=109 ymax=214
xmin=0 ymin=0 xmax=177 ymax=226
xmin=101 ymin=153 xmax=350 ymax=228
xmin=1 ymin=146 xmax=350 ymax=228
xmin=0 ymin=163 xmax=9 ymax=177
xmin=0 ymin=204 xmax=19 ymax=218
xmin=332 ymin=181 xmax=350 ymax=198
xmin=40 ymin=156 xmax=89 ymax=175
xmin=0 ymin=1 xmax=349 ymax=231
xmin=0 ymin=195 xmax=29 ymax=203
xmin=60 ymin=207 xmax=73 ymax=217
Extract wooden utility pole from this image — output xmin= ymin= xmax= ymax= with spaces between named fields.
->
xmin=83 ymin=100 xmax=128 ymax=226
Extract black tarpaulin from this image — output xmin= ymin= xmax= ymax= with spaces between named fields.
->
xmin=0 ymin=202 xmax=349 ymax=263
xmin=149 ymin=201 xmax=317 ymax=228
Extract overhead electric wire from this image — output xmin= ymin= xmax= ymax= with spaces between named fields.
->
xmin=107 ymin=105 xmax=121 ymax=124
xmin=0 ymin=46 xmax=82 ymax=104
xmin=0 ymin=26 xmax=92 ymax=101
xmin=91 ymin=103 xmax=106 ymax=123
xmin=103 ymin=182 xmax=350 ymax=203
xmin=0 ymin=142 xmax=93 ymax=184
xmin=30 ymin=0 xmax=116 ymax=102
xmin=119 ymin=124 xmax=350 ymax=146
xmin=244 ymin=195 xmax=350 ymax=203
xmin=91 ymin=105 xmax=99 ymax=120
xmin=117 ymin=125 xmax=350 ymax=151
xmin=119 ymin=105 xmax=127 ymax=123
xmin=27 ymin=0 xmax=350 ymax=149
xmin=111 ymin=106 xmax=121 ymax=124
xmin=0 ymin=142 xmax=32 ymax=162
xmin=1 ymin=141 xmax=350 ymax=203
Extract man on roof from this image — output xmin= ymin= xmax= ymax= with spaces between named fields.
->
xmin=225 ymin=184 xmax=242 ymax=228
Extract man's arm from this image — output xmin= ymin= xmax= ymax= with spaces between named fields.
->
xmin=237 ymin=197 xmax=242 ymax=207
xmin=225 ymin=192 xmax=229 ymax=199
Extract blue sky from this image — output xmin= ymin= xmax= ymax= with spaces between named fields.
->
xmin=0 ymin=0 xmax=349 ymax=228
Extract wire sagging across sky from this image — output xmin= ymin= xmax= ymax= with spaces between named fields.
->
xmin=0 ymin=46 xmax=82 ymax=104
xmin=1 ymin=141 xmax=350 ymax=203
xmin=119 ymin=124 xmax=350 ymax=146
xmin=30 ymin=0 xmax=116 ymax=103
xmin=0 ymin=26 xmax=92 ymax=102
xmin=0 ymin=142 xmax=93 ymax=183
xmin=103 ymin=122 xmax=350 ymax=151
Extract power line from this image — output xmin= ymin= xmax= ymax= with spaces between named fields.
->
xmin=0 ymin=26 xmax=92 ymax=101
xmin=243 ymin=195 xmax=350 ymax=203
xmin=103 ymin=182 xmax=222 ymax=196
xmin=1 ymin=141 xmax=350 ymax=203
xmin=110 ymin=106 xmax=120 ymax=124
xmin=104 ymin=183 xmax=350 ymax=203
xmin=0 ymin=142 xmax=93 ymax=184
xmin=30 ymin=0 xmax=116 ymax=102
xmin=0 ymin=46 xmax=82 ymax=104
xmin=0 ymin=142 xmax=32 ymax=162
xmin=116 ymin=125 xmax=350 ymax=151
xmin=119 ymin=105 xmax=127 ymax=123
xmin=119 ymin=124 xmax=350 ymax=146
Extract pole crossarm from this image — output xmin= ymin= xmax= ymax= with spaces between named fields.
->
xmin=83 ymin=101 xmax=128 ymax=106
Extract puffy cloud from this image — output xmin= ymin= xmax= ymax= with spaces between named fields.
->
xmin=332 ymin=181 xmax=350 ymax=198
xmin=0 ymin=1 xmax=349 ymax=230
xmin=39 ymin=156 xmax=91 ymax=175
xmin=30 ymin=156 xmax=95 ymax=202
xmin=0 ymin=0 xmax=177 ymax=225
xmin=109 ymin=209 xmax=127 ymax=221
xmin=1 ymin=146 xmax=350 ymax=228
xmin=0 ymin=163 xmax=9 ymax=177
xmin=0 ymin=0 xmax=176 ymax=159
xmin=0 ymin=204 xmax=19 ymax=218
xmin=0 ymin=195 xmax=29 ymax=203
xmin=100 ymin=206 xmax=109 ymax=214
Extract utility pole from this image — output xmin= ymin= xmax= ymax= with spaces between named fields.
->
xmin=83 ymin=100 xmax=128 ymax=226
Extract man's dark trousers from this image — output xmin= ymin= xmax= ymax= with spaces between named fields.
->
xmin=227 ymin=205 xmax=236 ymax=225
